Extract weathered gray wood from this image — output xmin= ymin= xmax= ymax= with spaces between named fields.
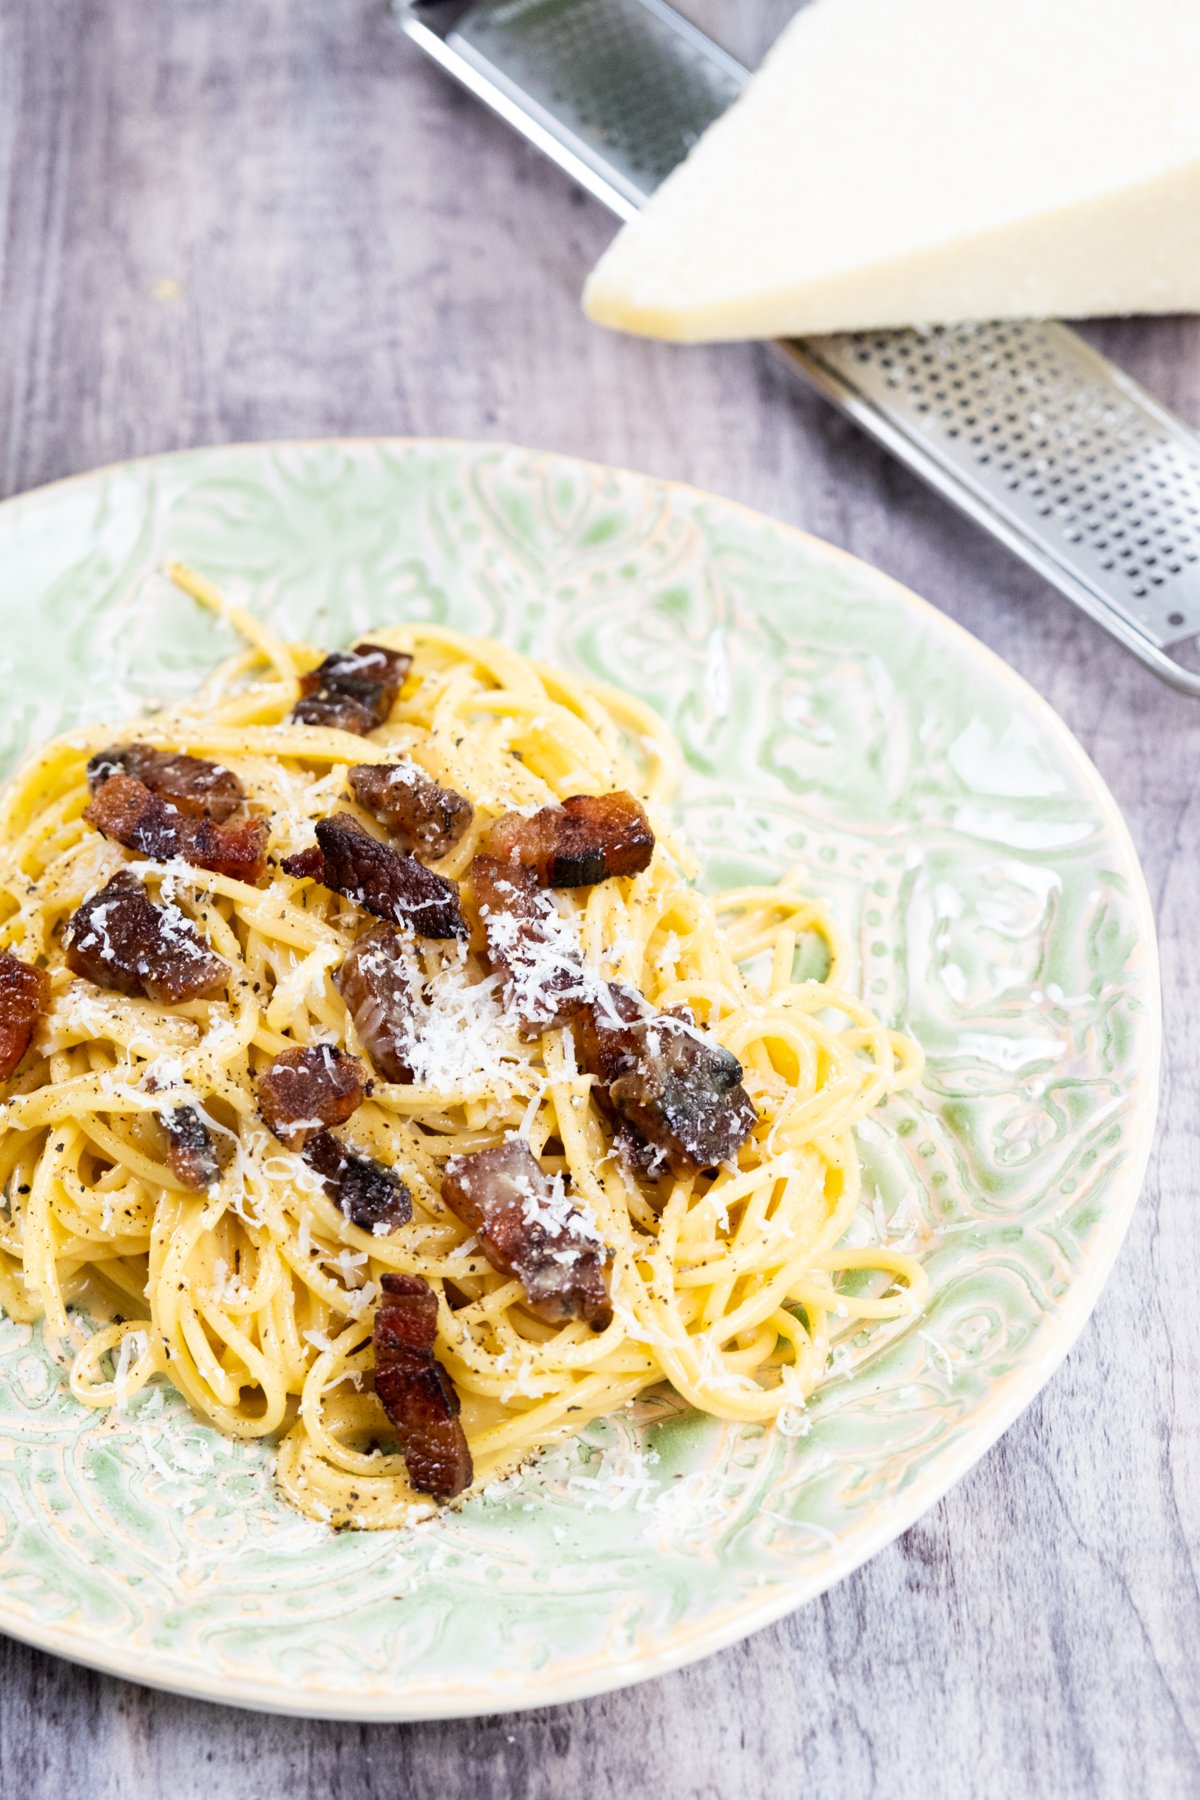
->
xmin=0 ymin=2 xmax=1198 ymax=1795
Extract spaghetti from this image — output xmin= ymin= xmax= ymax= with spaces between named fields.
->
xmin=0 ymin=568 xmax=926 ymax=1528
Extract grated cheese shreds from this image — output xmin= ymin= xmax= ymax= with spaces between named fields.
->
xmin=113 ymin=1328 xmax=147 ymax=1408
xmin=511 ymin=1164 xmax=604 ymax=1256
xmin=387 ymin=942 xmax=528 ymax=1092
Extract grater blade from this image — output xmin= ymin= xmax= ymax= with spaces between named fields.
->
xmin=400 ymin=0 xmax=1200 ymax=694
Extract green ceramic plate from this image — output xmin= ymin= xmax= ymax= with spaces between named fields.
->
xmin=0 ymin=441 xmax=1159 ymax=1717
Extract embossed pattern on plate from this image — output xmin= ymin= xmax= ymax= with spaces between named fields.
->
xmin=0 ymin=441 xmax=1159 ymax=1717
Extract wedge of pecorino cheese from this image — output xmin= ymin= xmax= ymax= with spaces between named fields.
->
xmin=584 ymin=0 xmax=1200 ymax=341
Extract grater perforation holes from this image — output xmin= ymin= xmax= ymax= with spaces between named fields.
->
xmin=460 ymin=0 xmax=740 ymax=190
xmin=810 ymin=320 xmax=1200 ymax=635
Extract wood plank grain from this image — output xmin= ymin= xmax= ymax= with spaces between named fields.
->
xmin=0 ymin=2 xmax=1199 ymax=1796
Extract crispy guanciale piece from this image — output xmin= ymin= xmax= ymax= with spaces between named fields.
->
xmin=348 ymin=761 xmax=474 ymax=863
xmin=373 ymin=1273 xmax=473 ymax=1500
xmin=486 ymin=792 xmax=655 ymax=888
xmin=291 ymin=644 xmax=412 ymax=736
xmin=612 ymin=1119 xmax=673 ymax=1182
xmin=0 ymin=951 xmax=50 ymax=1080
xmin=335 ymin=924 xmax=419 ymax=1084
xmin=64 ymin=872 xmax=227 ymax=1004
xmin=572 ymin=983 xmax=646 ymax=1085
xmin=281 ymin=814 xmax=467 ymax=940
xmin=86 ymin=744 xmax=244 ymax=822
xmin=162 ymin=1106 xmax=219 ymax=1191
xmin=471 ymin=854 xmax=586 ymax=1035
xmin=442 ymin=1139 xmax=613 ymax=1329
xmin=303 ymin=1130 xmax=413 ymax=1232
xmin=281 ymin=845 xmax=324 ymax=881
xmin=85 ymin=775 xmax=269 ymax=886
xmin=575 ymin=983 xmax=758 ymax=1177
xmin=255 ymin=1043 xmax=368 ymax=1149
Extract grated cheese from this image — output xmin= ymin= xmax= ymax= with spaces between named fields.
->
xmin=382 ymin=941 xmax=528 ymax=1092
xmin=113 ymin=1329 xmax=147 ymax=1408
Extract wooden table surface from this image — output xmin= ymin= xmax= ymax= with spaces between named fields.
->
xmin=1 ymin=3 xmax=1197 ymax=1794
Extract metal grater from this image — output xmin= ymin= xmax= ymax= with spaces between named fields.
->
xmin=400 ymin=0 xmax=1200 ymax=694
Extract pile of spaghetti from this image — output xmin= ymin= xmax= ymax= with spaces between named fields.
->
xmin=0 ymin=567 xmax=925 ymax=1529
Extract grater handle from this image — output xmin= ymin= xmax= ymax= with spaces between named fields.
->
xmin=399 ymin=0 xmax=1200 ymax=696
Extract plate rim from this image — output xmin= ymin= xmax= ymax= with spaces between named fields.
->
xmin=0 ymin=436 xmax=1163 ymax=1719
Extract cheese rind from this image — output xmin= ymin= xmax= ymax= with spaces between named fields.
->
xmin=583 ymin=0 xmax=1200 ymax=341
